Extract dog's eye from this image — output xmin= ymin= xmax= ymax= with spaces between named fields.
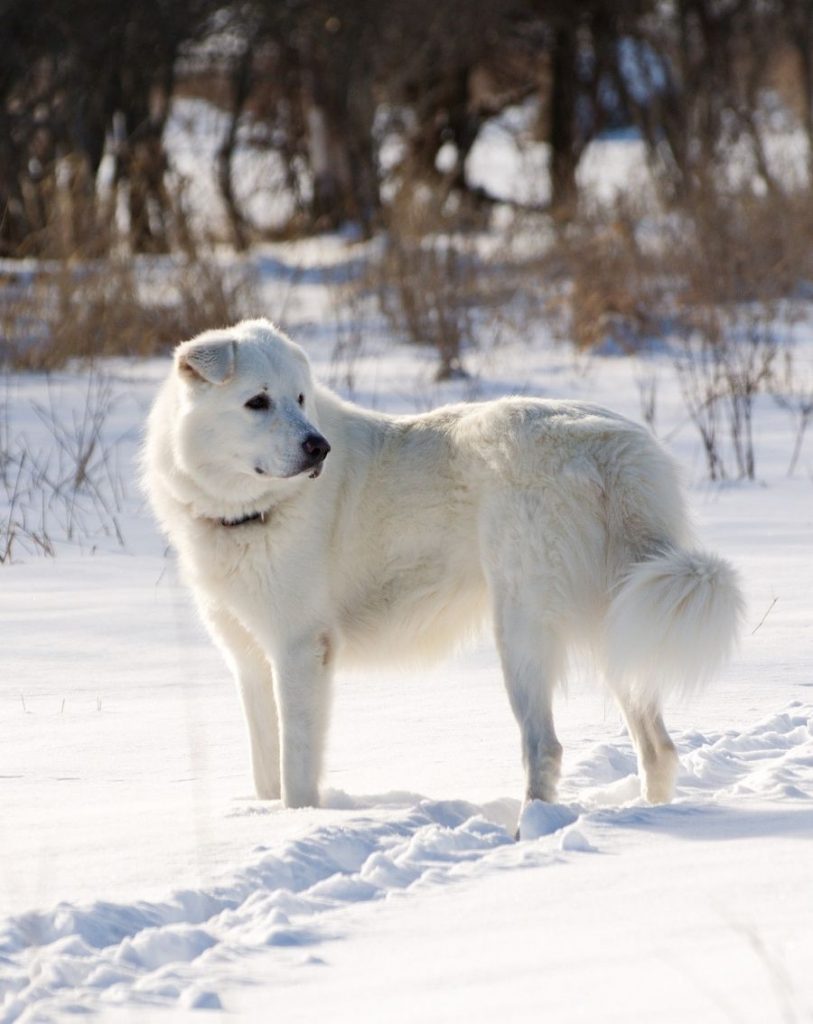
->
xmin=245 ymin=393 xmax=270 ymax=411
xmin=297 ymin=393 xmax=305 ymax=407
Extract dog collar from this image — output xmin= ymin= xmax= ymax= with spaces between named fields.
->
xmin=219 ymin=509 xmax=269 ymax=528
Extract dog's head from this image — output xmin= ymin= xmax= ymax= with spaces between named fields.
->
xmin=171 ymin=319 xmax=330 ymax=501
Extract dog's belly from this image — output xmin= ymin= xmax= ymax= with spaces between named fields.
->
xmin=334 ymin=552 xmax=489 ymax=666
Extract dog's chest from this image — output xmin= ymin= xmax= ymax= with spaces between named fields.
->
xmin=188 ymin=522 xmax=309 ymax=609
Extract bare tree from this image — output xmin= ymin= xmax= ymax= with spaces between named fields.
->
xmin=0 ymin=0 xmax=216 ymax=256
xmin=781 ymin=0 xmax=813 ymax=183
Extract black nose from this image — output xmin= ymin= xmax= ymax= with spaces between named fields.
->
xmin=302 ymin=433 xmax=331 ymax=464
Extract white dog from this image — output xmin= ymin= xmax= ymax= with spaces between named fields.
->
xmin=144 ymin=319 xmax=743 ymax=810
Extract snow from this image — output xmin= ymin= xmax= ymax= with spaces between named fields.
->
xmin=3 ymin=131 xmax=813 ymax=1022
xmin=165 ymin=94 xmax=654 ymax=233
xmin=163 ymin=98 xmax=299 ymax=236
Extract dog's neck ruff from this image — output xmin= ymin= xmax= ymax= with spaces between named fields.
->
xmin=218 ymin=509 xmax=270 ymax=528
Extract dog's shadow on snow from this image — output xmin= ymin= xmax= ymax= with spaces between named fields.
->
xmin=590 ymin=800 xmax=813 ymax=842
xmin=230 ymin=786 xmax=813 ymax=846
xmin=327 ymin=788 xmax=526 ymax=837
xmin=229 ymin=788 xmax=523 ymax=836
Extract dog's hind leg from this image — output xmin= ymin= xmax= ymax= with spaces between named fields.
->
xmin=206 ymin=607 xmax=281 ymax=800
xmin=616 ymin=697 xmax=679 ymax=804
xmin=493 ymin=596 xmax=564 ymax=805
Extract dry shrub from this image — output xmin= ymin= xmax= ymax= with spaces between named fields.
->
xmin=376 ymin=235 xmax=474 ymax=380
xmin=371 ymin=189 xmax=503 ymax=380
xmin=544 ymin=183 xmax=813 ymax=355
xmin=0 ymin=253 xmax=256 ymax=371
xmin=663 ymin=186 xmax=813 ymax=308
xmin=543 ymin=200 xmax=663 ymax=352
xmin=660 ymin=187 xmax=811 ymax=480
xmin=538 ymin=183 xmax=813 ymax=480
xmin=1 ymin=168 xmax=256 ymax=370
xmin=673 ymin=310 xmax=782 ymax=481
xmin=772 ymin=346 xmax=813 ymax=477
xmin=1 ymin=370 xmax=127 ymax=562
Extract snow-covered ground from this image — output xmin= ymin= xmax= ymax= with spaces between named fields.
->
xmin=2 ymin=258 xmax=812 ymax=1023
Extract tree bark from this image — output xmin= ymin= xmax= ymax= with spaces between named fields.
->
xmin=548 ymin=22 xmax=580 ymax=216
xmin=218 ymin=40 xmax=255 ymax=250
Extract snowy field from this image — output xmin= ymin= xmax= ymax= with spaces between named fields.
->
xmin=3 ymin=149 xmax=813 ymax=1019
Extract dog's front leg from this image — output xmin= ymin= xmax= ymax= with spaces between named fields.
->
xmin=272 ymin=632 xmax=333 ymax=808
xmin=203 ymin=605 xmax=281 ymax=799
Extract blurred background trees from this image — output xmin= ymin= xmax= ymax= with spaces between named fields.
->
xmin=3 ymin=0 xmax=812 ymax=256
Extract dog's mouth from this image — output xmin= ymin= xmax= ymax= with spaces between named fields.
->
xmin=254 ymin=444 xmax=329 ymax=481
xmin=252 ymin=466 xmax=322 ymax=481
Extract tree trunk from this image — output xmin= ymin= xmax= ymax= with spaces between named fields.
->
xmin=124 ymin=126 xmax=170 ymax=254
xmin=0 ymin=120 xmax=30 ymax=255
xmin=218 ymin=41 xmax=254 ymax=250
xmin=302 ymin=64 xmax=379 ymax=235
xmin=548 ymin=23 xmax=580 ymax=216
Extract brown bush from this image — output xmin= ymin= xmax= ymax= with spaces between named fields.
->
xmin=0 ymin=253 xmax=256 ymax=371
xmin=664 ymin=187 xmax=813 ymax=309
xmin=540 ymin=182 xmax=813 ymax=355
xmin=369 ymin=188 xmax=520 ymax=380
xmin=546 ymin=204 xmax=662 ymax=352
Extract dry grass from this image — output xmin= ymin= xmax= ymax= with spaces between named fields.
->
xmin=541 ymin=203 xmax=663 ymax=352
xmin=375 ymin=234 xmax=475 ymax=380
xmin=537 ymin=183 xmax=813 ymax=354
xmin=537 ymin=184 xmax=813 ymax=480
xmin=0 ymin=252 xmax=257 ymax=371
xmin=0 ymin=369 xmax=126 ymax=562
xmin=367 ymin=190 xmax=523 ymax=380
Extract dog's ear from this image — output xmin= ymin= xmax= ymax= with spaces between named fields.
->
xmin=176 ymin=337 xmax=236 ymax=385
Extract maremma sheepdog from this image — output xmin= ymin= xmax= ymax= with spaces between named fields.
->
xmin=143 ymin=319 xmax=744 ymax=812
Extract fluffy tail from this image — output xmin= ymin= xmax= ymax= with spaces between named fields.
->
xmin=604 ymin=547 xmax=745 ymax=707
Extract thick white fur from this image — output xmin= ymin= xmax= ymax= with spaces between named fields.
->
xmin=143 ymin=319 xmax=744 ymax=809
